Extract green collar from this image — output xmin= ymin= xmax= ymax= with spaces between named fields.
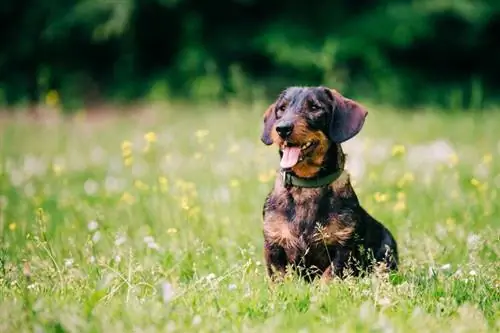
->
xmin=280 ymin=169 xmax=344 ymax=188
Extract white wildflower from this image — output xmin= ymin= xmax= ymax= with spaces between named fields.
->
xmin=191 ymin=315 xmax=202 ymax=326
xmin=147 ymin=242 xmax=160 ymax=250
xmin=87 ymin=220 xmax=99 ymax=231
xmin=377 ymin=297 xmax=391 ymax=307
xmin=115 ymin=233 xmax=127 ymax=246
xmin=92 ymin=231 xmax=101 ymax=243
xmin=105 ymin=176 xmax=125 ymax=193
xmin=467 ymin=234 xmax=481 ymax=250
xmin=64 ymin=258 xmax=74 ymax=268
xmin=143 ymin=236 xmax=155 ymax=244
xmin=160 ymin=281 xmax=175 ymax=304
xmin=84 ymin=179 xmax=99 ymax=196
xmin=440 ymin=263 xmax=451 ymax=271
xmin=144 ymin=235 xmax=160 ymax=250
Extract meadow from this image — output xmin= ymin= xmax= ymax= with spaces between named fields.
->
xmin=0 ymin=102 xmax=499 ymax=332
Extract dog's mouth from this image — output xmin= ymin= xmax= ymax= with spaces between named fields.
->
xmin=279 ymin=140 xmax=318 ymax=169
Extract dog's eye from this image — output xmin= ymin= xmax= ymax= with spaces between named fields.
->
xmin=310 ymin=104 xmax=321 ymax=111
xmin=276 ymin=105 xmax=286 ymax=117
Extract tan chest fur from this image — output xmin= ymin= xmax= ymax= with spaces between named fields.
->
xmin=263 ymin=172 xmax=354 ymax=253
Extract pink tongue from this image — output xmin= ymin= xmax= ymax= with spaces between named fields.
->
xmin=280 ymin=147 xmax=301 ymax=169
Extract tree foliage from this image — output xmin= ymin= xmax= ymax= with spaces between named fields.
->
xmin=0 ymin=0 xmax=498 ymax=110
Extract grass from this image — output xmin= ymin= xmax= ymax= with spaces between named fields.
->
xmin=0 ymin=102 xmax=499 ymax=332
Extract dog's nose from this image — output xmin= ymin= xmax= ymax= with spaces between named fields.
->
xmin=276 ymin=121 xmax=294 ymax=139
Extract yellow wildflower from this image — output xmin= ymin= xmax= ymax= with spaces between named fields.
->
xmin=120 ymin=192 xmax=135 ymax=204
xmin=124 ymin=156 xmax=133 ymax=166
xmin=134 ymin=180 xmax=149 ymax=191
xmin=470 ymin=178 xmax=480 ymax=187
xmin=228 ymin=144 xmax=240 ymax=154
xmin=391 ymin=144 xmax=406 ymax=157
xmin=9 ymin=223 xmax=16 ymax=231
xmin=158 ymin=176 xmax=169 ymax=193
xmin=397 ymin=172 xmax=414 ymax=188
xmin=180 ymin=196 xmax=190 ymax=210
xmin=52 ymin=164 xmax=63 ymax=176
xmin=482 ymin=153 xmax=493 ymax=164
xmin=144 ymin=131 xmax=157 ymax=143
xmin=230 ymin=179 xmax=240 ymax=188
xmin=445 ymin=217 xmax=456 ymax=232
xmin=121 ymin=140 xmax=132 ymax=151
xmin=188 ymin=206 xmax=201 ymax=219
xmin=393 ymin=200 xmax=406 ymax=212
xmin=447 ymin=153 xmax=459 ymax=167
xmin=374 ymin=192 xmax=388 ymax=203
xmin=45 ymin=90 xmax=60 ymax=107
xmin=167 ymin=228 xmax=178 ymax=234
xmin=195 ymin=129 xmax=210 ymax=142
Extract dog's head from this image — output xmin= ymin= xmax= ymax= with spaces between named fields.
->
xmin=260 ymin=86 xmax=368 ymax=176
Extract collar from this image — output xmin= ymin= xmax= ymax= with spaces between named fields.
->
xmin=280 ymin=169 xmax=344 ymax=188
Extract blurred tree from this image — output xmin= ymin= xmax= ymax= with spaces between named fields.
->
xmin=0 ymin=0 xmax=498 ymax=111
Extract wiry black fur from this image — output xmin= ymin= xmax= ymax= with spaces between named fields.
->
xmin=261 ymin=86 xmax=399 ymax=282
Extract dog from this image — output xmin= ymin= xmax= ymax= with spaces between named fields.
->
xmin=260 ymin=86 xmax=398 ymax=282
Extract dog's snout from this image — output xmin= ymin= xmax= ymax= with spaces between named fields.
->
xmin=276 ymin=121 xmax=294 ymax=139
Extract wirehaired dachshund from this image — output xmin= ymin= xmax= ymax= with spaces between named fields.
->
xmin=260 ymin=86 xmax=398 ymax=282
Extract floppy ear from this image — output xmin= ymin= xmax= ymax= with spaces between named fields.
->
xmin=260 ymin=103 xmax=276 ymax=145
xmin=327 ymin=89 xmax=368 ymax=143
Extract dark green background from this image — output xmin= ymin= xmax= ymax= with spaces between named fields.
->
xmin=1 ymin=0 xmax=499 ymax=111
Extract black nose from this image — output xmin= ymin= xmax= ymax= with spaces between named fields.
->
xmin=276 ymin=121 xmax=294 ymax=139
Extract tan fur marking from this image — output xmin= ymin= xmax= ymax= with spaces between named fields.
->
xmin=271 ymin=118 xmax=331 ymax=178
xmin=313 ymin=220 xmax=354 ymax=246
xmin=330 ymin=171 xmax=350 ymax=193
xmin=264 ymin=212 xmax=299 ymax=249
xmin=320 ymin=265 xmax=334 ymax=283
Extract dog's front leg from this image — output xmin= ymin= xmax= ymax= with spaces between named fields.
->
xmin=321 ymin=247 xmax=352 ymax=281
xmin=264 ymin=241 xmax=289 ymax=282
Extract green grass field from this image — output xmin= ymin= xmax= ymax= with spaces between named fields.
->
xmin=0 ymin=103 xmax=499 ymax=332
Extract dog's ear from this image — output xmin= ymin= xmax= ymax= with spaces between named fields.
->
xmin=260 ymin=103 xmax=276 ymax=145
xmin=326 ymin=88 xmax=368 ymax=143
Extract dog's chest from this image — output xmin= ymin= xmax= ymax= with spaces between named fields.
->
xmin=264 ymin=184 xmax=355 ymax=254
xmin=264 ymin=187 xmax=339 ymax=246
xmin=286 ymin=188 xmax=325 ymax=228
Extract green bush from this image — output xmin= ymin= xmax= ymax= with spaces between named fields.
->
xmin=0 ymin=0 xmax=498 ymax=111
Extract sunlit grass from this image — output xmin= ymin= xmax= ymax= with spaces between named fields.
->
xmin=0 ymin=103 xmax=499 ymax=332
